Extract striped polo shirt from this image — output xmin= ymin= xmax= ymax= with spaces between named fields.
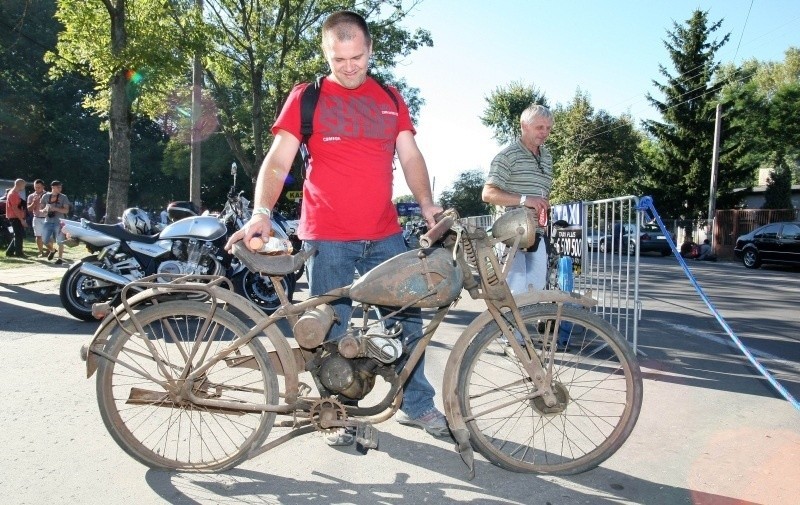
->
xmin=486 ymin=139 xmax=553 ymax=210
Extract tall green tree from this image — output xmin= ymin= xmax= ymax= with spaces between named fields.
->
xmin=480 ymin=81 xmax=548 ymax=146
xmin=717 ymin=48 xmax=800 ymax=208
xmin=438 ymin=169 xmax=492 ymax=217
xmin=548 ymin=90 xmax=643 ymax=203
xmin=643 ymin=9 xmax=730 ymax=220
xmin=0 ymin=0 xmax=109 ymax=199
xmin=202 ymin=0 xmax=433 ymax=189
xmin=49 ymin=0 xmax=201 ymax=222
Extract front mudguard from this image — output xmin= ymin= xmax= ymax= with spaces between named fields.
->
xmin=80 ymin=284 xmax=302 ymax=403
xmin=441 ymin=289 xmax=597 ymax=479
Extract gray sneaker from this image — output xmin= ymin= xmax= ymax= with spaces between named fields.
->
xmin=396 ymin=408 xmax=449 ymax=437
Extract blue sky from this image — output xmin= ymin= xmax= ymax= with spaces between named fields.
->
xmin=390 ymin=0 xmax=800 ymax=199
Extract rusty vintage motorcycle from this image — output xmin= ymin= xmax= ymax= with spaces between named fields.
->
xmin=80 ymin=208 xmax=643 ymax=479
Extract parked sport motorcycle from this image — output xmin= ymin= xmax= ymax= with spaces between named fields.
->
xmin=59 ymin=190 xmax=296 ymax=321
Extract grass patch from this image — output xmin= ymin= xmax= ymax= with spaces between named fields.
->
xmin=0 ymin=234 xmax=88 ymax=270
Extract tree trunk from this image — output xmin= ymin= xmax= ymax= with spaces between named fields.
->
xmin=104 ymin=0 xmax=131 ymax=223
xmin=250 ymin=65 xmax=265 ymax=175
xmin=106 ymin=71 xmax=132 ymax=223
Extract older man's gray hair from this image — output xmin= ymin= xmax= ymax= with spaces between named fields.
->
xmin=520 ymin=104 xmax=552 ymax=124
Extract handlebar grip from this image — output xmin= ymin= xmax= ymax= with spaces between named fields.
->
xmin=418 ymin=214 xmax=455 ymax=248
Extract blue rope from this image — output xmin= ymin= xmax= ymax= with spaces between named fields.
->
xmin=637 ymin=196 xmax=799 ymax=411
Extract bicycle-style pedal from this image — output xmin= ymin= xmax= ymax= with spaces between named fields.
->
xmin=355 ymin=422 xmax=379 ymax=454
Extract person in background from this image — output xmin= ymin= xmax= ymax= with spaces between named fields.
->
xmin=482 ymin=104 xmax=554 ymax=293
xmin=160 ymin=208 xmax=169 ymax=226
xmin=40 ymin=180 xmax=70 ymax=265
xmin=27 ymin=179 xmax=47 ymax=257
xmin=4 ymin=178 xmax=28 ymax=258
xmin=225 ymin=11 xmax=446 ymax=446
xmin=697 ymin=238 xmax=717 ymax=261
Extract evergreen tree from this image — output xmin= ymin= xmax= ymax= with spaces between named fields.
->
xmin=643 ymin=10 xmax=730 ymax=220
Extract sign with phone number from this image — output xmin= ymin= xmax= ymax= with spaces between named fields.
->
xmin=553 ymin=228 xmax=583 ymax=258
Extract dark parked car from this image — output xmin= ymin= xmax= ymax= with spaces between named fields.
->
xmin=734 ymin=221 xmax=800 ymax=269
xmin=598 ymin=223 xmax=674 ymax=256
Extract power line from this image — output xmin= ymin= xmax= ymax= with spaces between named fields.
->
xmin=732 ymin=0 xmax=755 ymax=63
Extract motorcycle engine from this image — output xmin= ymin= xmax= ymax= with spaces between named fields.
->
xmin=315 ymin=325 xmax=404 ymax=400
xmin=317 ymin=353 xmax=377 ymax=400
xmin=157 ymin=239 xmax=223 ymax=281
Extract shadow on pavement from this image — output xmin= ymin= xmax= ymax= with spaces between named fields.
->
xmin=0 ymin=282 xmax=99 ymax=335
xmin=143 ymin=429 xmax=758 ymax=505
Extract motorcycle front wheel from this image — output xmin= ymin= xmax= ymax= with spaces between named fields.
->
xmin=455 ymin=303 xmax=642 ymax=475
xmin=59 ymin=256 xmax=121 ymax=321
xmin=233 ymin=269 xmax=295 ymax=313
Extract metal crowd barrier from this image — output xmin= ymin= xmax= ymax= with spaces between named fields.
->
xmin=578 ymin=196 xmax=642 ymax=352
xmin=465 ymin=195 xmax=643 ymax=351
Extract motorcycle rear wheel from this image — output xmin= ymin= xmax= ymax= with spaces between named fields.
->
xmin=455 ymin=303 xmax=642 ymax=475
xmin=95 ymin=300 xmax=278 ymax=472
xmin=233 ymin=269 xmax=295 ymax=313
xmin=59 ymin=256 xmax=121 ymax=321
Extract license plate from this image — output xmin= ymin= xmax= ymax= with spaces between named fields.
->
xmin=657 ymin=235 xmax=666 ymax=239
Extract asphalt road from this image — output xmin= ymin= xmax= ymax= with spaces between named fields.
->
xmin=1 ymin=258 xmax=798 ymax=505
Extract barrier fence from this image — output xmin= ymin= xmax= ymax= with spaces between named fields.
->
xmin=467 ymin=195 xmax=644 ymax=351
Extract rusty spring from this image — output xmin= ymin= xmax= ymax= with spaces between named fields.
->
xmin=461 ymin=232 xmax=500 ymax=286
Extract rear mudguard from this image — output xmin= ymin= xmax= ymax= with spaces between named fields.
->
xmin=442 ymin=289 xmax=597 ymax=479
xmin=80 ymin=285 xmax=302 ymax=403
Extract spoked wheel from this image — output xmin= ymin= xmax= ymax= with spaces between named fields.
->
xmin=233 ymin=270 xmax=295 ymax=314
xmin=95 ymin=300 xmax=278 ymax=472
xmin=457 ymin=303 xmax=642 ymax=474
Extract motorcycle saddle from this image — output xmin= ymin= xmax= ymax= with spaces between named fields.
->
xmin=232 ymin=241 xmax=313 ymax=276
xmin=88 ymin=222 xmax=160 ymax=244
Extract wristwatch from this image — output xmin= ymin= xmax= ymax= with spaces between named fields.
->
xmin=519 ymin=194 xmax=527 ymax=206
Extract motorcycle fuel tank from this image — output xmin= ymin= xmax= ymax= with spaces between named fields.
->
xmin=349 ymin=247 xmax=463 ymax=308
xmin=160 ymin=216 xmax=227 ymax=241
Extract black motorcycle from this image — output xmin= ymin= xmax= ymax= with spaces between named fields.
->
xmin=59 ymin=189 xmax=296 ymax=321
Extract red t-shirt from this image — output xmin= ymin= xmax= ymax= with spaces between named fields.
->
xmin=272 ymin=77 xmax=415 ymax=241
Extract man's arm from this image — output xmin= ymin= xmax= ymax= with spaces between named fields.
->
xmin=395 ymin=130 xmax=442 ymax=226
xmin=225 ymin=130 xmax=300 ymax=251
xmin=482 ymin=183 xmax=549 ymax=217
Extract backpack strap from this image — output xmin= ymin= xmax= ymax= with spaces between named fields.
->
xmin=299 ymin=75 xmax=400 ymax=174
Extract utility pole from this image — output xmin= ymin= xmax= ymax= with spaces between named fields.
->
xmin=189 ymin=0 xmax=203 ymax=208
xmin=707 ymin=103 xmax=722 ymax=248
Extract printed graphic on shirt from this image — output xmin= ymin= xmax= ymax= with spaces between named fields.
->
xmin=317 ymin=94 xmax=397 ymax=152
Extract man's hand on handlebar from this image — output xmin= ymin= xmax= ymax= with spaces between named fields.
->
xmin=421 ymin=202 xmax=444 ymax=229
xmin=225 ymin=213 xmax=273 ymax=252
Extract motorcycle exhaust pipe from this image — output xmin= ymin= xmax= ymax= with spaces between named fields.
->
xmin=79 ymin=262 xmax=132 ymax=286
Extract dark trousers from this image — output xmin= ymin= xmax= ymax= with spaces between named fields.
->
xmin=5 ymin=218 xmax=24 ymax=256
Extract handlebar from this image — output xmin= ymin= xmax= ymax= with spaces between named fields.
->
xmin=418 ymin=210 xmax=458 ymax=248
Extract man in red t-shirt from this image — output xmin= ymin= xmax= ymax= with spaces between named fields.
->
xmin=226 ymin=11 xmax=446 ymax=445
xmin=4 ymin=178 xmax=28 ymax=258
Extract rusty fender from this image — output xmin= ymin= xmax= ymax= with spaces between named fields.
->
xmin=80 ymin=285 xmax=301 ymax=403
xmin=442 ymin=290 xmax=596 ymax=435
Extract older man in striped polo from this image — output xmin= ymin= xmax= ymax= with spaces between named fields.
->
xmin=482 ymin=104 xmax=554 ymax=293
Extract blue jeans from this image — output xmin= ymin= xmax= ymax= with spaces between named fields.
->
xmin=303 ymin=232 xmax=436 ymax=419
